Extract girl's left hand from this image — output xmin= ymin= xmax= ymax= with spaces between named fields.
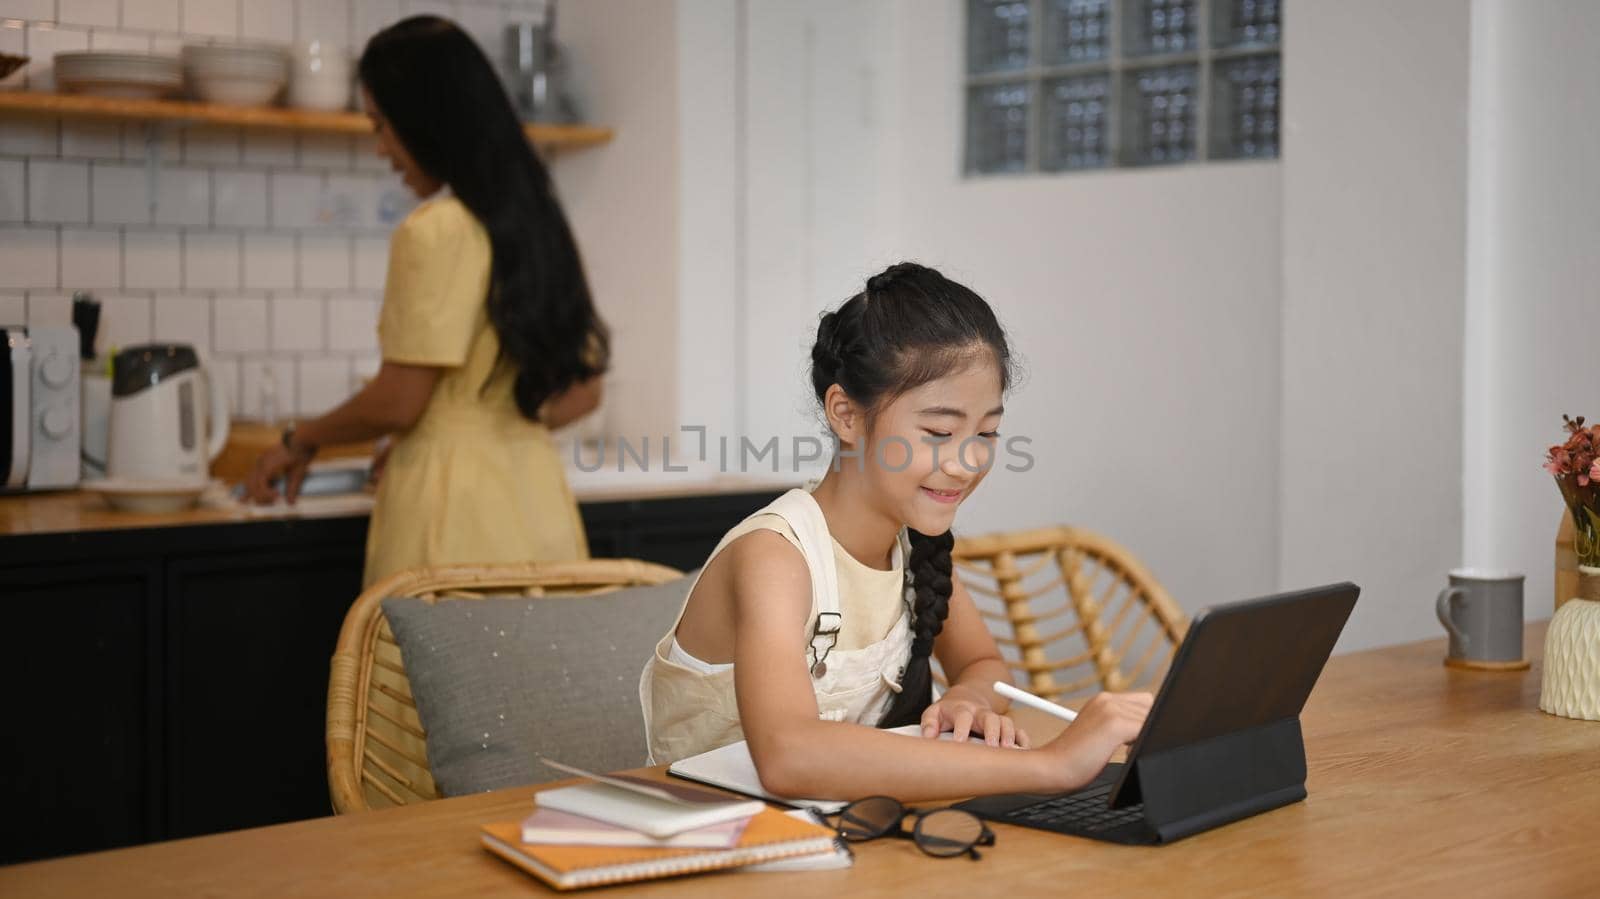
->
xmin=920 ymin=684 xmax=1031 ymax=748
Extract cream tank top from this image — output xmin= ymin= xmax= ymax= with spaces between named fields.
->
xmin=638 ymin=487 xmax=916 ymax=765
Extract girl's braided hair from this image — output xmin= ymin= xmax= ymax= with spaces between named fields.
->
xmin=808 ymin=262 xmax=1013 ymax=728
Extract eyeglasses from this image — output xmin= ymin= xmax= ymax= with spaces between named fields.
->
xmin=834 ymin=796 xmax=996 ymax=860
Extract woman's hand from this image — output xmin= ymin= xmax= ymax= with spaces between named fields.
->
xmin=920 ymin=683 xmax=1030 ymax=748
xmin=244 ymin=443 xmax=316 ymax=505
xmin=1035 ymin=691 xmax=1154 ymax=791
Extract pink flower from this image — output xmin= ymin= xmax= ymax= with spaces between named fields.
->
xmin=1547 ymin=458 xmax=1567 ymax=476
xmin=1591 ymin=459 xmax=1600 ymax=483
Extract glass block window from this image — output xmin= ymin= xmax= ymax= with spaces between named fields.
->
xmin=1042 ymin=74 xmax=1111 ymax=170
xmin=963 ymin=0 xmax=1282 ymax=175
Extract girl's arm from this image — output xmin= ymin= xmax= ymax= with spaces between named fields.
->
xmin=728 ymin=531 xmax=1151 ymax=803
xmin=244 ymin=361 xmax=441 ymax=504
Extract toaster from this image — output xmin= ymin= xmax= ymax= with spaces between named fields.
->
xmin=2 ymin=325 xmax=81 ymax=491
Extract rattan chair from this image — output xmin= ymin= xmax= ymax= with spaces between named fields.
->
xmin=326 ymin=558 xmax=682 ymax=815
xmin=952 ymin=526 xmax=1188 ymax=702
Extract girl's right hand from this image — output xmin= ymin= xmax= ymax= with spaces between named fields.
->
xmin=1035 ymin=691 xmax=1154 ymax=792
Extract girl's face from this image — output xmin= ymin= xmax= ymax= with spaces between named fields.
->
xmin=361 ymin=85 xmax=444 ymax=199
xmin=851 ymin=356 xmax=1005 ymax=537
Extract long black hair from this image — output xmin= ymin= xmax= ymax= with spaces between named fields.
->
xmin=360 ymin=16 xmax=608 ymax=420
xmin=808 ymin=262 xmax=1014 ymax=728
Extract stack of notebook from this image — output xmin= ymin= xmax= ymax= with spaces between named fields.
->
xmin=480 ymin=760 xmax=847 ymax=890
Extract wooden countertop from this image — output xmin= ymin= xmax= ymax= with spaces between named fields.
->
xmin=3 ymin=622 xmax=1594 ymax=896
xmin=0 ymin=474 xmax=798 ymax=538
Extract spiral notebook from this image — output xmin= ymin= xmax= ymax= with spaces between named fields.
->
xmin=480 ymin=806 xmax=838 ymax=891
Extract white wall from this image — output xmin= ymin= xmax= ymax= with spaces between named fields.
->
xmin=881 ymin=0 xmax=1284 ymax=616
xmin=552 ymin=0 xmax=681 ymax=443
xmin=1464 ymin=0 xmax=1600 ymax=614
xmin=1279 ymin=0 xmax=1472 ymax=651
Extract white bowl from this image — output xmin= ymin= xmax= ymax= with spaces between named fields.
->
xmin=85 ymin=477 xmax=211 ymax=514
xmin=189 ymin=74 xmax=285 ymax=106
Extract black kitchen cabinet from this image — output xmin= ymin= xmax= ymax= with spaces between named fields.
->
xmin=0 ymin=487 xmax=783 ymax=864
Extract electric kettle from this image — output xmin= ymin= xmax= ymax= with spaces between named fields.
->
xmin=107 ymin=343 xmax=230 ymax=481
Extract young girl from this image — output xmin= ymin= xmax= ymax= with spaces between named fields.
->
xmin=640 ymin=262 xmax=1153 ymax=802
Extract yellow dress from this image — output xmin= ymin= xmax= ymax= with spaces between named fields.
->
xmin=363 ymin=194 xmax=589 ymax=586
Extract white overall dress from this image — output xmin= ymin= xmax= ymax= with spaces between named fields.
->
xmin=638 ymin=487 xmax=916 ymax=766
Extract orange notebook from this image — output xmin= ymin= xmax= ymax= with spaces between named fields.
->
xmin=480 ymin=806 xmax=839 ymax=891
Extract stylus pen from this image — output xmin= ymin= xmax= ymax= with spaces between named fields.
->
xmin=994 ymin=681 xmax=1078 ymax=723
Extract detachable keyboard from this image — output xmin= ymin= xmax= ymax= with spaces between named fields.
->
xmin=1001 ymin=782 xmax=1146 ymax=833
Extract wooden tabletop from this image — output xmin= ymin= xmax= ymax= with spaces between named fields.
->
xmin=4 ymin=622 xmax=1596 ymax=897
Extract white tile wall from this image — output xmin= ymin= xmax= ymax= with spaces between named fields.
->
xmin=96 ymin=293 xmax=154 ymax=352
xmin=180 ymin=0 xmax=238 ymax=38
xmin=59 ymin=0 xmax=121 ymax=28
xmin=240 ymin=2 xmax=294 ymax=44
xmin=299 ymin=234 xmax=350 ymax=289
xmin=182 ymin=127 xmax=242 ymax=165
xmin=183 ymin=231 xmax=240 ymax=289
xmin=60 ymin=228 xmax=123 ymax=288
xmin=353 ymin=235 xmax=387 ymax=290
xmin=153 ymin=293 xmax=211 ymax=352
xmin=270 ymin=172 xmax=321 ymax=229
xmin=0 ymin=227 xmax=58 ymax=289
xmin=0 ymin=118 xmax=57 ymax=156
xmin=0 ymin=293 xmax=26 ymax=325
xmin=153 ymin=168 xmax=210 ymax=226
xmin=121 ymin=0 xmax=182 ymax=32
xmin=327 ymin=295 xmax=379 ymax=351
xmin=271 ymin=295 xmax=324 ymax=351
xmin=27 ymin=292 xmax=74 ymax=327
xmin=1 ymin=1 xmax=55 ymax=23
xmin=123 ymin=230 xmax=181 ymax=288
xmin=0 ymin=159 xmax=22 ymax=222
xmin=241 ymin=357 xmax=295 ymax=420
xmin=214 ymin=170 xmax=268 ymax=228
xmin=0 ymin=0 xmax=563 ymax=423
xmin=61 ymin=121 xmax=124 ymax=160
xmin=90 ymin=29 xmax=152 ymax=51
xmin=213 ymin=295 xmax=268 ymax=353
xmin=298 ymin=134 xmax=352 ymax=170
xmin=28 ymin=160 xmax=90 ymax=223
xmin=297 ymin=356 xmax=351 ymax=415
xmin=295 ymin=0 xmax=350 ymax=49
xmin=92 ymin=163 xmax=149 ymax=225
xmin=242 ymin=232 xmax=297 ymax=289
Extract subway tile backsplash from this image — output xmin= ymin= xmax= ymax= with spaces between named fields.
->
xmin=0 ymin=0 xmax=546 ymax=421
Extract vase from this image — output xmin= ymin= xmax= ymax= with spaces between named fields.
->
xmin=1540 ymin=565 xmax=1600 ymax=721
xmin=1554 ymin=474 xmax=1600 ymax=567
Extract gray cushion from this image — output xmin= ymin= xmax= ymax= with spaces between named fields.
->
xmin=382 ymin=573 xmax=694 ymax=797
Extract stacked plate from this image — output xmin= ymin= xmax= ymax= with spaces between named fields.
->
xmin=54 ymin=52 xmax=183 ymax=99
xmin=182 ymin=42 xmax=289 ymax=106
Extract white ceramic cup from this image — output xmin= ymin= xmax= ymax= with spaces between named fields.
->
xmin=288 ymin=40 xmax=352 ymax=111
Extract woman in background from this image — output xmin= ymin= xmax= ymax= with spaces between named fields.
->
xmin=247 ymin=16 xmax=607 ymax=586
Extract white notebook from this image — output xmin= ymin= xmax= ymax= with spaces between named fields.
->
xmin=667 ymin=724 xmax=975 ymax=814
xmin=536 ymin=758 xmax=767 ymax=838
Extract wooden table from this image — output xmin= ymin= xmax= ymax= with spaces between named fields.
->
xmin=4 ymin=623 xmax=1597 ymax=896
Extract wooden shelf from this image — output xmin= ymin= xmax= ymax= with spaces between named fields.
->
xmin=0 ymin=90 xmax=613 ymax=151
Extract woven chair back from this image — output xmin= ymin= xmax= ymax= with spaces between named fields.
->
xmin=952 ymin=527 xmax=1187 ymax=702
xmin=326 ymin=559 xmax=682 ymax=815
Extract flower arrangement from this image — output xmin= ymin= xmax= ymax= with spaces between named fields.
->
xmin=1546 ymin=414 xmax=1600 ymax=567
